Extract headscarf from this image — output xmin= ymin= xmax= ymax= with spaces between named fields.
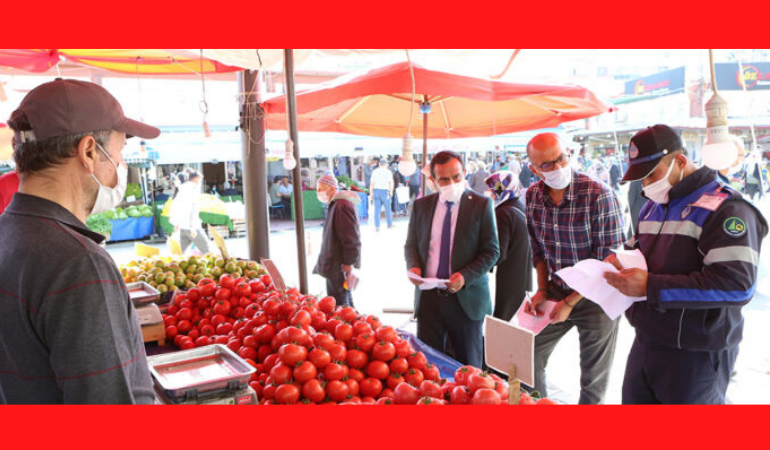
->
xmin=484 ymin=170 xmax=522 ymax=205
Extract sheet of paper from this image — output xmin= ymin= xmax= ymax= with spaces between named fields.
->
xmin=611 ymin=248 xmax=648 ymax=270
xmin=511 ymin=294 xmax=557 ymax=336
xmin=555 ymin=259 xmax=646 ymax=320
xmin=484 ymin=316 xmax=535 ymax=387
xmin=407 ymin=271 xmax=450 ymax=291
xmin=261 ymin=259 xmax=287 ymax=292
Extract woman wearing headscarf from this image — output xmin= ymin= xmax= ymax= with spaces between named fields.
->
xmin=485 ymin=171 xmax=533 ymax=321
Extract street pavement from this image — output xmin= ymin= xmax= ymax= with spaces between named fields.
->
xmin=108 ymin=198 xmax=770 ymax=405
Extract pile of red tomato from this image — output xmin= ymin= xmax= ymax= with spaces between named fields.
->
xmin=161 ymin=274 xmax=555 ymax=405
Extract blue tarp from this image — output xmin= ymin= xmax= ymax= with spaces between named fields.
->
xmin=398 ymin=330 xmax=462 ymax=381
xmin=109 ymin=216 xmax=154 ymax=242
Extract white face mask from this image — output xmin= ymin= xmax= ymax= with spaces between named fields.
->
xmin=642 ymin=159 xmax=682 ymax=205
xmin=438 ymin=180 xmax=466 ymax=204
xmin=89 ymin=143 xmax=127 ymax=214
xmin=541 ymin=164 xmax=572 ymax=190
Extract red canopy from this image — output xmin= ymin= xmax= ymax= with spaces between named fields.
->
xmin=263 ymin=62 xmax=615 ymax=139
xmin=0 ymin=49 xmax=60 ymax=72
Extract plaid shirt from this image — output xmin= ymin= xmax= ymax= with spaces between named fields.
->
xmin=526 ymin=170 xmax=624 ymax=289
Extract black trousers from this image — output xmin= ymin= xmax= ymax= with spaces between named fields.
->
xmin=622 ymin=335 xmax=738 ymax=404
xmin=416 ymin=289 xmax=483 ymax=367
xmin=325 ymin=272 xmax=354 ymax=308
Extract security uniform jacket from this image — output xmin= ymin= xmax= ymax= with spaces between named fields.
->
xmin=626 ymin=167 xmax=767 ymax=351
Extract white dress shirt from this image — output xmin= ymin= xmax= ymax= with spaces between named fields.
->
xmin=425 ymin=194 xmax=461 ymax=278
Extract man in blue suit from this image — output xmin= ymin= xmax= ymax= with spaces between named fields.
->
xmin=404 ymin=151 xmax=500 ymax=367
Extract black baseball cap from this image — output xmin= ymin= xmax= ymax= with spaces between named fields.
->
xmin=621 ymin=124 xmax=684 ymax=183
xmin=9 ymin=78 xmax=160 ymax=142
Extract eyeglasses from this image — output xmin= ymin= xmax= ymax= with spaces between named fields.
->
xmin=537 ymin=153 xmax=571 ymax=172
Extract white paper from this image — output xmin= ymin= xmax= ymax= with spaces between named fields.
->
xmin=611 ymin=248 xmax=648 ymax=271
xmin=484 ymin=316 xmax=535 ymax=387
xmin=407 ymin=271 xmax=450 ymax=291
xmin=511 ymin=293 xmax=557 ymax=336
xmin=555 ymin=258 xmax=646 ymax=320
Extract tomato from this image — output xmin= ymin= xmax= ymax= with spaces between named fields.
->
xmin=275 ymin=384 xmax=300 ymax=404
xmin=254 ymin=324 xmax=276 ymax=343
xmin=270 ymin=363 xmax=293 ymax=385
xmin=291 ymin=310 xmax=312 ymax=328
xmin=393 ymin=382 xmax=421 ymax=405
xmin=328 ymin=343 xmax=347 ymax=362
xmin=518 ymin=392 xmax=535 ymax=405
xmin=450 ymin=386 xmax=473 ymax=405
xmin=317 ymin=296 xmax=336 ymax=314
xmin=176 ymin=307 xmax=193 ymax=321
xmin=187 ymin=288 xmax=201 ymax=302
xmin=365 ymin=315 xmax=382 ymax=330
xmin=214 ymin=335 xmax=229 ymax=345
xmin=179 ymin=298 xmax=193 ymax=310
xmin=262 ymin=384 xmax=277 ymax=401
xmin=379 ymin=388 xmax=395 ymax=399
xmin=419 ymin=380 xmax=443 ymax=399
xmin=393 ymin=338 xmax=412 ymax=358
xmin=301 ymin=379 xmax=326 ymax=403
xmin=165 ymin=325 xmax=178 ymax=340
xmin=339 ymin=306 xmax=358 ymax=323
xmin=195 ymin=336 xmax=210 ymax=347
xmin=348 ymin=368 xmax=365 ymax=383
xmin=323 ymin=362 xmax=347 ymax=381
xmin=308 ymin=348 xmax=331 ymax=369
xmin=345 ymin=379 xmax=359 ymax=397
xmin=235 ymin=282 xmax=252 ymax=298
xmin=227 ymin=337 xmax=241 ymax=353
xmin=454 ymin=365 xmax=481 ymax=386
xmin=376 ymin=397 xmax=394 ymax=405
xmin=278 ymin=343 xmax=307 ymax=367
xmin=386 ymin=373 xmax=405 ymax=390
xmin=352 ymin=321 xmax=373 ymax=336
xmin=407 ymin=352 xmax=427 ymax=371
xmin=163 ymin=316 xmax=177 ymax=327
xmin=187 ymin=329 xmax=200 ymax=341
xmin=232 ymin=306 xmax=246 ymax=320
xmin=417 ymin=396 xmax=446 ymax=405
xmin=263 ymin=353 xmax=280 ymax=371
xmin=467 ymin=372 xmax=496 ymax=394
xmin=536 ymin=397 xmax=557 ymax=405
xmin=243 ymin=335 xmax=259 ymax=348
xmin=345 ymin=349 xmax=368 ymax=369
xmin=199 ymin=324 xmax=215 ymax=337
xmin=293 ymin=361 xmax=318 ymax=383
xmin=279 ymin=302 xmax=297 ymax=320
xmin=167 ymin=305 xmax=180 ymax=316
xmin=360 ymin=378 xmax=383 ymax=398
xmin=179 ymin=337 xmax=195 ymax=350
xmin=422 ymin=364 xmax=440 ymax=382
xmin=219 ymin=274 xmax=235 ymax=290
xmin=176 ymin=319 xmax=192 ymax=333
xmin=213 ymin=299 xmax=232 ymax=316
xmin=197 ymin=299 xmax=210 ymax=310
xmin=375 ymin=326 xmax=399 ymax=343
xmin=441 ymin=381 xmax=457 ymax=401
xmin=285 ymin=326 xmax=311 ymax=347
xmin=239 ymin=297 xmax=253 ymax=308
xmin=334 ymin=322 xmax=354 ymax=343
xmin=197 ymin=278 xmax=216 ymax=297
xmin=361 ymin=396 xmax=376 ymax=405
xmin=354 ymin=333 xmax=376 ymax=353
xmin=389 ymin=358 xmax=409 ymax=375
xmin=372 ymin=341 xmax=396 ymax=362
xmin=325 ymin=319 xmax=342 ymax=334
xmin=326 ymin=380 xmax=349 ymax=403
xmin=257 ymin=344 xmax=272 ymax=362
xmin=493 ymin=380 xmax=509 ymax=399
xmin=310 ymin=311 xmax=327 ymax=331
xmin=472 ymin=388 xmax=502 ymax=405
xmin=366 ymin=361 xmax=390 ymax=380
xmin=404 ymin=368 xmax=425 ymax=387
xmin=249 ymin=280 xmax=266 ymax=294
xmin=313 ymin=333 xmax=335 ymax=350
xmin=238 ymin=346 xmax=257 ymax=361
xmin=216 ymin=322 xmax=233 ymax=335
xmin=263 ymin=299 xmax=280 ymax=317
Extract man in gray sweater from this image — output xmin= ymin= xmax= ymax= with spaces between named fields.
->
xmin=0 ymin=79 xmax=159 ymax=404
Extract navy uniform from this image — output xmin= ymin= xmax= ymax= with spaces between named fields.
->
xmin=620 ymin=125 xmax=767 ymax=404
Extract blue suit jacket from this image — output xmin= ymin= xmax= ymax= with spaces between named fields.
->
xmin=404 ymin=190 xmax=500 ymax=320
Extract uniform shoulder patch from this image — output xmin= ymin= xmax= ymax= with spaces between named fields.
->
xmin=723 ymin=216 xmax=747 ymax=238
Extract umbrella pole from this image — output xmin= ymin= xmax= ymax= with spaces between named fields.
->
xmin=284 ymin=49 xmax=309 ymax=294
xmin=239 ymin=70 xmax=271 ymax=261
xmin=421 ymin=110 xmax=429 ymax=196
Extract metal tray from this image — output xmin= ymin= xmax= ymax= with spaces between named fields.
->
xmin=126 ymin=282 xmax=161 ymax=306
xmin=147 ymin=344 xmax=255 ymax=399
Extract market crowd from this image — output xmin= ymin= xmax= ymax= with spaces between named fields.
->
xmin=0 ymin=79 xmax=765 ymax=405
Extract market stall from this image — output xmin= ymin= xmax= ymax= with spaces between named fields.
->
xmin=121 ymin=254 xmax=555 ymax=405
xmin=159 ymin=194 xmax=234 ymax=235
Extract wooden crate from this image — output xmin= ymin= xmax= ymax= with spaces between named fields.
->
xmin=230 ymin=219 xmax=246 ymax=238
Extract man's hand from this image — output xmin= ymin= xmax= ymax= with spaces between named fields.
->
xmin=524 ymin=290 xmax=549 ymax=317
xmin=447 ymin=272 xmax=465 ymax=293
xmin=550 ymin=300 xmax=573 ymax=324
xmin=341 ymin=264 xmax=353 ymax=274
xmin=604 ymin=253 xmax=623 ymax=270
xmin=604 ymin=268 xmax=648 ymax=297
xmin=408 ymin=267 xmax=423 ymax=286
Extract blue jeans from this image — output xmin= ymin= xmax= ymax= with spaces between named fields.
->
xmin=373 ymin=189 xmax=393 ymax=228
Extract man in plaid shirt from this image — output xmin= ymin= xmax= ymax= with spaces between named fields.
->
xmin=524 ymin=133 xmax=625 ymax=404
